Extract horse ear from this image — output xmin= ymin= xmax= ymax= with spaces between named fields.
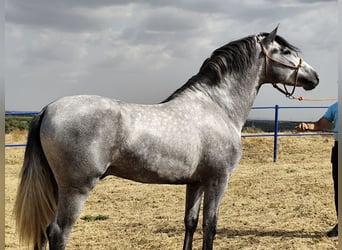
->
xmin=264 ymin=25 xmax=279 ymax=44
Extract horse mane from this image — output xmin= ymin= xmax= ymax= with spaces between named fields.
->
xmin=163 ymin=35 xmax=257 ymax=102
xmin=162 ymin=33 xmax=300 ymax=103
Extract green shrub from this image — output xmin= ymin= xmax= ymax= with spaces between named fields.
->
xmin=5 ymin=116 xmax=33 ymax=134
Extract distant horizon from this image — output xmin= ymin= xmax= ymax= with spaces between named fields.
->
xmin=4 ymin=109 xmax=330 ymax=123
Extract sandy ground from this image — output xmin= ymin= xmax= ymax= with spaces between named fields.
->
xmin=5 ymin=132 xmax=338 ymax=249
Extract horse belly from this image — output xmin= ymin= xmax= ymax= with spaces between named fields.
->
xmin=106 ymin=141 xmax=202 ymax=184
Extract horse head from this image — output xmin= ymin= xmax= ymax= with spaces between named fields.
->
xmin=257 ymin=26 xmax=319 ymax=96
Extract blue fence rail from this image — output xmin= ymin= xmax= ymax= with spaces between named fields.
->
xmin=242 ymin=105 xmax=332 ymax=161
xmin=5 ymin=106 xmax=333 ymax=162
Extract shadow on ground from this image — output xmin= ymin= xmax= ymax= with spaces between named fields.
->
xmin=155 ymin=226 xmax=327 ymax=239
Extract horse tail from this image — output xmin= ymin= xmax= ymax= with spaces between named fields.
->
xmin=13 ymin=107 xmax=58 ymax=248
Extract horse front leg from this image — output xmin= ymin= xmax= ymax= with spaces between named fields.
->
xmin=183 ymin=183 xmax=204 ymax=250
xmin=202 ymin=176 xmax=228 ymax=250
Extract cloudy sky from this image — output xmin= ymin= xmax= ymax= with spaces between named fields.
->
xmin=5 ymin=0 xmax=338 ymax=120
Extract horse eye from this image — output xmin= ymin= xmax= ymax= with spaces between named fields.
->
xmin=283 ymin=50 xmax=291 ymax=55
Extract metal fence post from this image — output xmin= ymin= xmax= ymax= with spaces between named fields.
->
xmin=273 ymin=105 xmax=279 ymax=162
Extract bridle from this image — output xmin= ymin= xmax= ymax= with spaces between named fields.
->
xmin=257 ymin=36 xmax=303 ymax=98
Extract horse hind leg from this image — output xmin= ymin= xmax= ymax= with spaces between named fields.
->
xmin=34 ymin=237 xmax=47 ymax=250
xmin=183 ymin=183 xmax=204 ymax=250
xmin=47 ymin=181 xmax=98 ymax=250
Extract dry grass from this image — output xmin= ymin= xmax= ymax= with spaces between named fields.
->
xmin=5 ymin=132 xmax=338 ymax=249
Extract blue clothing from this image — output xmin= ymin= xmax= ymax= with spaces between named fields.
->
xmin=323 ymin=102 xmax=338 ymax=141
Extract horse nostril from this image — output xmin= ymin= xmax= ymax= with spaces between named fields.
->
xmin=314 ymin=73 xmax=319 ymax=85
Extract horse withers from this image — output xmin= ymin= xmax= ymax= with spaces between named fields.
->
xmin=14 ymin=27 xmax=319 ymax=250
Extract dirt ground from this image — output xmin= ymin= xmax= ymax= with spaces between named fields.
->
xmin=5 ymin=131 xmax=338 ymax=249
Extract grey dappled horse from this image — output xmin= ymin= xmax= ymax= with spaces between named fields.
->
xmin=14 ymin=27 xmax=319 ymax=250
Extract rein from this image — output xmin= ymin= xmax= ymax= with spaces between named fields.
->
xmin=257 ymin=38 xmax=303 ymax=98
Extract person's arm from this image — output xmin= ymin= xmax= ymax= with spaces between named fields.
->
xmin=297 ymin=117 xmax=332 ymax=132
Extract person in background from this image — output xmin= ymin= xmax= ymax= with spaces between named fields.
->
xmin=296 ymin=102 xmax=338 ymax=237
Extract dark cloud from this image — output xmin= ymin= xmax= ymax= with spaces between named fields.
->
xmin=119 ymin=8 xmax=203 ymax=46
xmin=5 ymin=0 xmax=338 ymax=116
xmin=4 ymin=0 xmax=238 ymax=33
xmin=264 ymin=0 xmax=336 ymax=3
xmin=6 ymin=0 xmax=112 ymax=32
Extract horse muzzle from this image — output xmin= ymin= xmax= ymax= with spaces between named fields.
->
xmin=298 ymin=71 xmax=319 ymax=90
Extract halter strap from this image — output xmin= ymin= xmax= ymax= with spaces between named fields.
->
xmin=258 ymin=38 xmax=303 ymax=98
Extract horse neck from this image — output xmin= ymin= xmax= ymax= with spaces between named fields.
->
xmin=213 ymin=77 xmax=261 ymax=128
xmin=173 ymin=66 xmax=263 ymax=131
xmin=164 ymin=38 xmax=265 ymax=131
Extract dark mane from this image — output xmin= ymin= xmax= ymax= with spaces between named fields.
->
xmin=163 ymin=35 xmax=257 ymax=102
